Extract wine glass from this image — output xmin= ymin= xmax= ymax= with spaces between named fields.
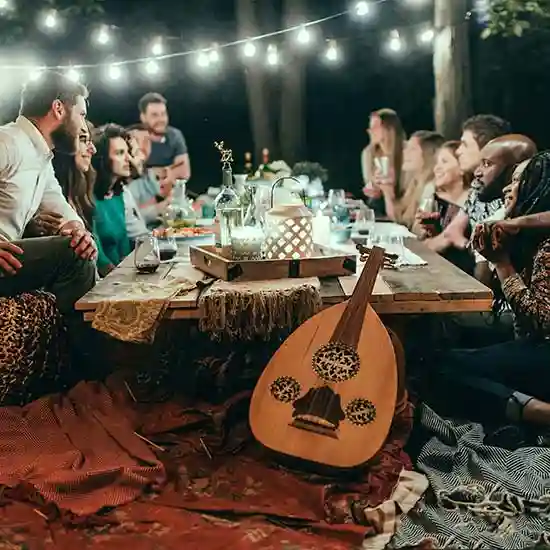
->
xmin=134 ymin=235 xmax=160 ymax=274
xmin=354 ymin=207 xmax=375 ymax=237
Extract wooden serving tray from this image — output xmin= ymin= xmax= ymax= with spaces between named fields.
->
xmin=189 ymin=245 xmax=357 ymax=282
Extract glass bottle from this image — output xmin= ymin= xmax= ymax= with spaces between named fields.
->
xmin=214 ymin=169 xmax=243 ymax=247
xmin=164 ymin=179 xmax=196 ymax=228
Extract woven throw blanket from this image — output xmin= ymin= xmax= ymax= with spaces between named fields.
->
xmin=199 ymin=277 xmax=322 ymax=341
xmin=391 ymin=404 xmax=550 ymax=549
xmin=92 ymin=277 xmax=197 ymax=344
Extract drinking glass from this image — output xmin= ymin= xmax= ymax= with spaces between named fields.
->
xmin=371 ymin=233 xmax=404 ymax=263
xmin=328 ymin=189 xmax=346 ymax=206
xmin=134 ymin=235 xmax=160 ymax=274
xmin=158 ymin=234 xmax=178 ymax=262
xmin=354 ymin=207 xmax=375 ymax=237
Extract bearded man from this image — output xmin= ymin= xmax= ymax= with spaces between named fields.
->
xmin=427 ymin=134 xmax=537 ymax=255
xmin=0 ymin=71 xmax=96 ymax=315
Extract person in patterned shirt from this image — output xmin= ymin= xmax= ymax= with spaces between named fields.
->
xmin=421 ymin=151 xmax=550 ymax=434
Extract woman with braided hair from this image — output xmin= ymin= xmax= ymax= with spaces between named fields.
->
xmin=419 ymin=151 xmax=550 ymax=437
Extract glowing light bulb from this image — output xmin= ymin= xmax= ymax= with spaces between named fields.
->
xmin=107 ymin=64 xmax=122 ymax=80
xmin=43 ymin=10 xmax=58 ymax=29
xmin=355 ymin=1 xmax=370 ymax=16
xmin=196 ymin=51 xmax=210 ymax=68
xmin=297 ymin=26 xmax=311 ymax=44
xmin=95 ymin=25 xmax=110 ymax=45
xmin=266 ymin=44 xmax=278 ymax=66
xmin=144 ymin=59 xmax=160 ymax=75
xmin=388 ymin=30 xmax=403 ymax=53
xmin=419 ymin=28 xmax=434 ymax=44
xmin=243 ymin=40 xmax=256 ymax=57
xmin=325 ymin=40 xmax=339 ymax=62
xmin=151 ymin=40 xmax=163 ymax=56
xmin=28 ymin=67 xmax=43 ymax=81
xmin=66 ymin=68 xmax=80 ymax=82
xmin=0 ymin=0 xmax=10 ymax=10
xmin=209 ymin=45 xmax=220 ymax=63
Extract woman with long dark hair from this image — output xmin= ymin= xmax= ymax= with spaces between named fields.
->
xmin=419 ymin=151 xmax=550 ymax=430
xmin=52 ymin=121 xmax=96 ymax=229
xmin=91 ymin=124 xmax=131 ymax=276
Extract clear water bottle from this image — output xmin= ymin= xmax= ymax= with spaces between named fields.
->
xmin=214 ymin=170 xmax=243 ymax=247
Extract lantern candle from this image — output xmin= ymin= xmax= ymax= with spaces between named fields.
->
xmin=231 ymin=225 xmax=265 ymax=260
xmin=264 ymin=203 xmax=314 ymax=260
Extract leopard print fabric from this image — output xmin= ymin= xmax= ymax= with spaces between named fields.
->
xmin=0 ymin=291 xmax=70 ymax=406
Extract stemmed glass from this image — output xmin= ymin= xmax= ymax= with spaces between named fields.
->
xmin=354 ymin=207 xmax=375 ymax=237
xmin=134 ymin=235 xmax=161 ymax=274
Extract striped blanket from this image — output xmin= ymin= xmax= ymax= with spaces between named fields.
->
xmin=391 ymin=405 xmax=550 ymax=549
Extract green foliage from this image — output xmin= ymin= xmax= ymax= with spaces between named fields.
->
xmin=482 ymin=0 xmax=550 ymax=38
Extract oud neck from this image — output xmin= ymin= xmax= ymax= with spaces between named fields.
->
xmin=330 ymin=246 xmax=385 ymax=347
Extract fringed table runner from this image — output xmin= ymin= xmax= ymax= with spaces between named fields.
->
xmin=198 ymin=277 xmax=322 ymax=341
xmin=92 ymin=277 xmax=199 ymax=344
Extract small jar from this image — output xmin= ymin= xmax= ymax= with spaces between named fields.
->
xmin=230 ymin=225 xmax=265 ymax=260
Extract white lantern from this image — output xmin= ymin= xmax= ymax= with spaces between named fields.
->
xmin=263 ymin=177 xmax=314 ymax=260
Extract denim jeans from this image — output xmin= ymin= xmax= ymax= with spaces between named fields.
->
xmin=420 ymin=337 xmax=550 ymax=425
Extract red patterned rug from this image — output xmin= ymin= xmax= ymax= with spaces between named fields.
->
xmin=0 ymin=378 xmax=423 ymax=549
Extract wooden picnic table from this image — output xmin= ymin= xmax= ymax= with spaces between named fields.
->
xmin=76 ymin=239 xmax=493 ymax=322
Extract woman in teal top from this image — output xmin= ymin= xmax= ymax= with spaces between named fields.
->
xmin=91 ymin=125 xmax=132 ymax=276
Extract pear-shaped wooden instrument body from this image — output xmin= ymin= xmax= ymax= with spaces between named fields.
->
xmin=250 ymin=247 xmax=398 ymax=470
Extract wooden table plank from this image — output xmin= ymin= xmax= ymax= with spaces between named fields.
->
xmin=77 ymin=238 xmax=493 ymax=318
xmin=75 ymin=262 xmax=205 ymax=311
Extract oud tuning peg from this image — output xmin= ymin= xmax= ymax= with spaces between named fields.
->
xmin=356 ymin=243 xmax=398 ymax=269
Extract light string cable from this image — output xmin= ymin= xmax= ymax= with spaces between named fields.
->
xmin=0 ymin=0 xmax=390 ymax=70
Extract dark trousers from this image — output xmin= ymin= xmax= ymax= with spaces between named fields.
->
xmin=0 ymin=236 xmax=100 ymax=381
xmin=420 ymin=338 xmax=550 ymax=425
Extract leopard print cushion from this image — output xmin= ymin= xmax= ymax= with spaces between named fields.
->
xmin=0 ymin=291 xmax=69 ymax=406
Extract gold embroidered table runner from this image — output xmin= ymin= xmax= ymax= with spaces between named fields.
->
xmin=92 ymin=277 xmax=199 ymax=344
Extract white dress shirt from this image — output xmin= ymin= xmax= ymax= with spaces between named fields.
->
xmin=0 ymin=116 xmax=82 ymax=241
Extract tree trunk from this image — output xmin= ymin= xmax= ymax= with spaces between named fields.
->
xmin=279 ymin=0 xmax=306 ymax=166
xmin=236 ymin=0 xmax=276 ymax=163
xmin=433 ymin=0 xmax=472 ymax=139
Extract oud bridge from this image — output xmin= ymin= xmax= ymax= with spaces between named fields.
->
xmin=291 ymin=415 xmax=339 ymax=439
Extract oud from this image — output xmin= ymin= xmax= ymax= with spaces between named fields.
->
xmin=250 ymin=246 xmax=398 ymax=471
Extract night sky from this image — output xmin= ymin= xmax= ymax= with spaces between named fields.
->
xmin=1 ymin=0 xmax=549 ymax=195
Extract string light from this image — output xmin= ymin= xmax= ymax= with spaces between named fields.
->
xmin=355 ymin=1 xmax=371 ymax=17
xmin=387 ymin=30 xmax=404 ymax=53
xmin=150 ymin=39 xmax=163 ymax=56
xmin=325 ymin=40 xmax=339 ymax=62
xmin=0 ymin=0 xmax=442 ymax=77
xmin=242 ymin=40 xmax=256 ymax=58
xmin=266 ymin=44 xmax=279 ymax=66
xmin=65 ymin=67 xmax=80 ymax=82
xmin=28 ymin=67 xmax=43 ymax=81
xmin=209 ymin=44 xmax=220 ymax=63
xmin=419 ymin=28 xmax=434 ymax=44
xmin=107 ymin=63 xmax=122 ymax=80
xmin=95 ymin=25 xmax=111 ymax=46
xmin=196 ymin=50 xmax=210 ymax=68
xmin=296 ymin=25 xmax=311 ymax=44
xmin=144 ymin=59 xmax=160 ymax=76
xmin=41 ymin=10 xmax=59 ymax=31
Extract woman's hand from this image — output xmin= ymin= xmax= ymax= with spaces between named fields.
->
xmin=373 ymin=167 xmax=395 ymax=199
xmin=415 ymin=211 xmax=441 ymax=239
xmin=363 ymin=183 xmax=382 ymax=199
xmin=470 ymin=222 xmax=511 ymax=264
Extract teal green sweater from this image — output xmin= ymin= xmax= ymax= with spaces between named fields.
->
xmin=93 ymin=193 xmax=131 ymax=272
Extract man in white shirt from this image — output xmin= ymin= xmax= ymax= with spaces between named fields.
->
xmin=0 ymin=71 xmax=97 ymax=316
